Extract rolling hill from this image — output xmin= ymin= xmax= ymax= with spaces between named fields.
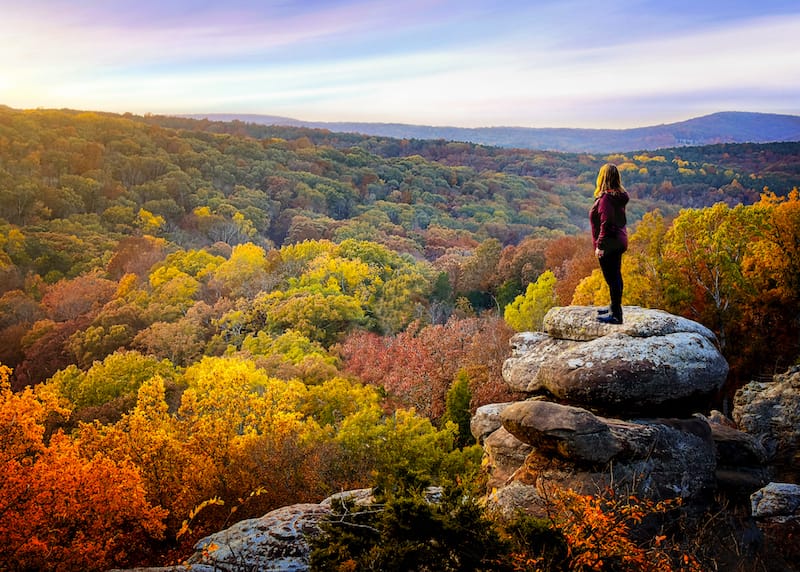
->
xmin=183 ymin=111 xmax=800 ymax=153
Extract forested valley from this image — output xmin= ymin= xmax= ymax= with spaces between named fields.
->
xmin=2 ymin=106 xmax=800 ymax=570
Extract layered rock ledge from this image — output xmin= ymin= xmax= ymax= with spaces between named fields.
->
xmin=477 ymin=306 xmax=736 ymax=516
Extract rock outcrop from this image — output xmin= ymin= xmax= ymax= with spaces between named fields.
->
xmin=481 ymin=306 xmax=731 ymax=516
xmin=751 ymin=482 xmax=800 ymax=524
xmin=734 ymin=366 xmax=800 ymax=483
xmin=111 ymin=491 xmax=375 ymax=572
xmin=187 ymin=503 xmax=330 ymax=571
xmin=470 ymin=401 xmax=515 ymax=444
xmin=186 ymin=489 xmax=379 ymax=571
xmin=112 ymin=507 xmax=328 ymax=572
xmin=502 ymin=306 xmax=728 ymax=416
xmin=497 ymin=399 xmax=716 ymax=504
xmin=481 ymin=308 xmax=800 ymax=565
xmin=750 ymin=482 xmax=800 ymax=566
xmin=483 ymin=426 xmax=533 ymax=490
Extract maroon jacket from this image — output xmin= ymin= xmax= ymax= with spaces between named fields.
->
xmin=590 ymin=190 xmax=629 ymax=253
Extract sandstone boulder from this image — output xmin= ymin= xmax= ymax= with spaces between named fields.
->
xmin=486 ymin=480 xmax=543 ymax=520
xmin=503 ymin=306 xmax=729 ymax=416
xmin=483 ymin=426 xmax=532 ymax=489
xmin=750 ymin=482 xmax=800 ymax=571
xmin=704 ymin=414 xmax=768 ymax=467
xmin=734 ymin=366 xmax=800 ymax=482
xmin=133 ymin=488 xmax=439 ymax=572
xmin=470 ymin=402 xmax=515 ymax=444
xmin=499 ymin=400 xmax=716 ymax=504
xmin=501 ymin=400 xmax=621 ymax=464
xmin=320 ymin=488 xmax=374 ymax=508
xmin=751 ymin=482 xmax=800 ymax=524
xmin=188 ymin=503 xmax=329 ymax=571
xmin=111 ymin=500 xmax=332 ymax=572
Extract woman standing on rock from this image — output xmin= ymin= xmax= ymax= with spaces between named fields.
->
xmin=590 ymin=163 xmax=629 ymax=324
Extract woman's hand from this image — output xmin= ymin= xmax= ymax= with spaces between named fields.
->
xmin=595 ymin=247 xmax=604 ymax=258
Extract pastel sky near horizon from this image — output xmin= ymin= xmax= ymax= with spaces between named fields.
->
xmin=1 ymin=0 xmax=799 ymax=128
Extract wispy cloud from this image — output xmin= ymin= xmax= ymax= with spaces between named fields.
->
xmin=1 ymin=0 xmax=798 ymax=127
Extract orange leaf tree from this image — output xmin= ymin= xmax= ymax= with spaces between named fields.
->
xmin=0 ymin=364 xmax=166 ymax=571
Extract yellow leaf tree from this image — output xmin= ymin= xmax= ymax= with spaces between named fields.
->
xmin=504 ymin=270 xmax=557 ymax=332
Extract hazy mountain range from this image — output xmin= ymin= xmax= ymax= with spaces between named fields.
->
xmin=182 ymin=111 xmax=800 ymax=153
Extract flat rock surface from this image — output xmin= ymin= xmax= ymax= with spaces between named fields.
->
xmin=542 ymin=305 xmax=718 ymax=342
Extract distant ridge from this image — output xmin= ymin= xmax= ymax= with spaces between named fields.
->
xmin=182 ymin=111 xmax=800 ymax=153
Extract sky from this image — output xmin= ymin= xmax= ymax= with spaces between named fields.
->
xmin=1 ymin=0 xmax=799 ymax=128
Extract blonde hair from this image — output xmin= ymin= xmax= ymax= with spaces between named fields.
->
xmin=594 ymin=163 xmax=625 ymax=198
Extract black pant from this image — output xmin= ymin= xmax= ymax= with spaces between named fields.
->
xmin=599 ymin=251 xmax=623 ymax=319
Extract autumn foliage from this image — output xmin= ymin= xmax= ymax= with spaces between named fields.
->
xmin=340 ymin=315 xmax=516 ymax=421
xmin=0 ymin=365 xmax=166 ymax=571
xmin=504 ymin=486 xmax=702 ymax=572
xmin=2 ymin=108 xmax=800 ymax=569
